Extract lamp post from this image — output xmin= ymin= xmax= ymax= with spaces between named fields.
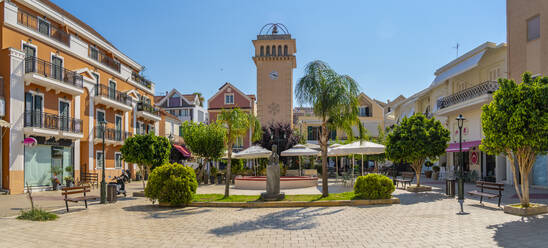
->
xmin=456 ymin=114 xmax=466 ymax=213
xmin=99 ymin=119 xmax=107 ymax=204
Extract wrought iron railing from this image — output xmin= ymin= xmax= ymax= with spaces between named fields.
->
xmin=17 ymin=10 xmax=70 ymax=46
xmin=131 ymin=72 xmax=152 ymax=89
xmin=88 ymin=46 xmax=121 ymax=73
xmin=24 ymin=111 xmax=82 ymax=133
xmin=95 ymin=84 xmax=132 ymax=106
xmin=437 ymin=81 xmax=499 ymax=110
xmin=137 ymin=101 xmax=160 ymax=116
xmin=24 ymin=57 xmax=83 ymax=88
xmin=95 ymin=126 xmax=131 ymax=142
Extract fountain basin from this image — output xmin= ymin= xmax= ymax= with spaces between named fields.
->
xmin=234 ymin=176 xmax=318 ymax=190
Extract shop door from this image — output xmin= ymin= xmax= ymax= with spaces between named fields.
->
xmin=51 ymin=147 xmax=64 ymax=185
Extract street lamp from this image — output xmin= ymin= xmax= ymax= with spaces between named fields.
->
xmin=456 ymin=114 xmax=466 ymax=213
xmin=99 ymin=119 xmax=107 ymax=204
xmin=168 ymin=133 xmax=174 ymax=143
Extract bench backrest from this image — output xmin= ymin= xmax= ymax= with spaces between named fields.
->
xmin=81 ymin=173 xmax=98 ymax=182
xmin=476 ymin=181 xmax=504 ymax=191
xmin=61 ymin=186 xmax=91 ymax=196
xmin=401 ymin=172 xmax=415 ymax=180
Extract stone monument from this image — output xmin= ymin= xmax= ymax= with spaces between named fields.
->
xmin=260 ymin=145 xmax=285 ymax=201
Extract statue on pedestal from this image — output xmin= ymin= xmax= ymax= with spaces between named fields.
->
xmin=260 ymin=145 xmax=285 ymax=201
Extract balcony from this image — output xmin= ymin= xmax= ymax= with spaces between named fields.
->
xmin=23 ymin=111 xmax=83 ymax=139
xmin=94 ymin=84 xmax=132 ymax=112
xmin=436 ymin=81 xmax=499 ymax=116
xmin=131 ymin=72 xmax=152 ymax=90
xmin=136 ymin=102 xmax=161 ymax=121
xmin=17 ymin=10 xmax=70 ymax=47
xmin=94 ymin=126 xmax=131 ymax=145
xmin=88 ymin=47 xmax=121 ymax=73
xmin=24 ymin=57 xmax=84 ymax=96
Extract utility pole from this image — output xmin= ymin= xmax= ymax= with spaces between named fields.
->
xmin=453 ymin=43 xmax=460 ymax=58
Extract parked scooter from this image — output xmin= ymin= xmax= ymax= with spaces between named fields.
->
xmin=108 ymin=175 xmax=127 ymax=197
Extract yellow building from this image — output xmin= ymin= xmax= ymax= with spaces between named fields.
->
xmin=295 ymin=92 xmax=385 ymax=144
xmin=507 ymin=0 xmax=548 ymax=187
xmin=393 ymin=42 xmax=508 ymax=183
xmin=0 ymin=0 xmax=159 ymax=194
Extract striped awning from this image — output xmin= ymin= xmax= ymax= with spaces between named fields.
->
xmin=446 ymin=140 xmax=481 ymax=152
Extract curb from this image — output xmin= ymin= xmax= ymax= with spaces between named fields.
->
xmin=188 ymin=197 xmax=400 ymax=208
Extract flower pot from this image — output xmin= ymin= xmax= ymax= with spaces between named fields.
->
xmin=210 ymin=176 xmax=216 ymax=184
xmin=424 ymin=171 xmax=432 ymax=178
xmin=432 ymin=172 xmax=439 ymax=180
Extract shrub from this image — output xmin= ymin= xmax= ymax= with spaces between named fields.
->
xmin=353 ymin=174 xmax=395 ymax=200
xmin=17 ymin=208 xmax=58 ymax=221
xmin=145 ymin=163 xmax=198 ymax=206
xmin=432 ymin=165 xmax=440 ymax=172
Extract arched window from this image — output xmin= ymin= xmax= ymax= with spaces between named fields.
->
xmin=278 ymin=45 xmax=282 ymax=56
xmin=266 ymin=46 xmax=270 ymax=56
xmin=260 ymin=46 xmax=264 ymax=56
xmin=271 ymin=45 xmax=276 ymax=56
xmin=284 ymin=45 xmax=288 ymax=55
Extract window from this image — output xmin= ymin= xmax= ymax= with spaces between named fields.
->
xmin=96 ymin=151 xmax=104 ymax=168
xmin=23 ymin=44 xmax=36 ymax=72
xmin=51 ymin=55 xmax=63 ymax=81
xmin=59 ymin=100 xmax=70 ymax=131
xmin=24 ymin=92 xmax=43 ymax=127
xmin=108 ymin=80 xmax=116 ymax=100
xmin=182 ymin=109 xmax=189 ymax=116
xmin=96 ymin=109 xmax=105 ymax=124
xmin=359 ymin=106 xmax=370 ymax=117
xmin=90 ymin=46 xmax=99 ymax=61
xmin=272 ymin=45 xmax=276 ymax=56
xmin=278 ymin=45 xmax=282 ymax=56
xmin=260 ymin=46 xmax=264 ymax=56
xmin=266 ymin=46 xmax=270 ymax=56
xmin=38 ymin=17 xmax=50 ymax=36
xmin=115 ymin=115 xmax=122 ymax=141
xmin=528 ymin=15 xmax=540 ymax=41
xmin=137 ymin=121 xmax=144 ymax=135
xmin=115 ymin=153 xmax=122 ymax=169
xmin=91 ymin=72 xmax=100 ymax=86
xmin=489 ymin=68 xmax=501 ymax=81
xmin=225 ymin=94 xmax=234 ymax=104
xmin=148 ymin=124 xmax=155 ymax=134
xmin=284 ymin=45 xmax=288 ymax=55
xmin=234 ymin=136 xmax=244 ymax=148
xmin=307 ymin=126 xmax=320 ymax=141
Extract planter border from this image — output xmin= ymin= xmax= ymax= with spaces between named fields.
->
xmin=188 ymin=197 xmax=399 ymax=208
xmin=503 ymin=203 xmax=548 ymax=216
xmin=406 ymin=186 xmax=432 ymax=192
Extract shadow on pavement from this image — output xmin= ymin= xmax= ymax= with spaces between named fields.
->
xmin=487 ymin=215 xmax=548 ymax=247
xmin=122 ymin=205 xmax=212 ymax=219
xmin=396 ymin=191 xmax=449 ymax=205
xmin=209 ymin=207 xmax=344 ymax=236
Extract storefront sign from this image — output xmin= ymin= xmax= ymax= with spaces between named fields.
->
xmin=30 ymin=136 xmax=73 ymax=147
xmin=471 ymin=151 xmax=479 ymax=165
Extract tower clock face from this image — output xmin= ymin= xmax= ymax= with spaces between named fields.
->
xmin=269 ymin=71 xmax=279 ymax=80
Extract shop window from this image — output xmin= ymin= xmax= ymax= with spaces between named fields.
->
xmin=96 ymin=151 xmax=104 ymax=168
xmin=115 ymin=153 xmax=122 ymax=169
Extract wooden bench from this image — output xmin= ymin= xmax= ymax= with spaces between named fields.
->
xmin=61 ymin=186 xmax=99 ymax=212
xmin=468 ymin=181 xmax=504 ymax=207
xmin=394 ymin=172 xmax=415 ymax=189
xmin=80 ymin=172 xmax=98 ymax=188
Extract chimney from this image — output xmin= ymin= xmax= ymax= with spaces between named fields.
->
xmin=165 ymin=91 xmax=168 ymax=96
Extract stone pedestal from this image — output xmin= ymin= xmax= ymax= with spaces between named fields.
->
xmin=260 ymin=145 xmax=285 ymax=201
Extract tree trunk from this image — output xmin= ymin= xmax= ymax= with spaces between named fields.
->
xmin=320 ymin=122 xmax=329 ymax=197
xmin=224 ymin=145 xmax=232 ymax=198
xmin=411 ymin=160 xmax=424 ymax=187
xmin=506 ymin=151 xmax=522 ymax=204
xmin=139 ymin=164 xmax=146 ymax=190
xmin=202 ymin=158 xmax=209 ymax=184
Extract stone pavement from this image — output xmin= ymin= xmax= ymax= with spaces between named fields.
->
xmin=1 ymin=179 xmax=548 ymax=247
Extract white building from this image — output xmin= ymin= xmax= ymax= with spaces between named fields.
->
xmin=155 ymin=89 xmax=207 ymax=124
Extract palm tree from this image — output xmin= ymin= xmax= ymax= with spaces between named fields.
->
xmin=193 ymin=92 xmax=205 ymax=107
xmin=217 ymin=108 xmax=261 ymax=198
xmin=296 ymin=60 xmax=365 ymax=197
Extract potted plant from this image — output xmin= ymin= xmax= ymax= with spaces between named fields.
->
xmin=135 ymin=171 xmax=142 ymax=181
xmin=51 ymin=166 xmax=63 ymax=190
xmin=209 ymin=167 xmax=217 ymax=184
xmin=424 ymin=161 xmax=434 ymax=178
xmin=432 ymin=165 xmax=440 ymax=180
xmin=64 ymin=176 xmax=74 ymax=187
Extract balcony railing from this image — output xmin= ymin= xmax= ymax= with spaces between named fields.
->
xmin=88 ymin=47 xmax=121 ymax=73
xmin=24 ymin=57 xmax=83 ymax=88
xmin=437 ymin=81 xmax=499 ymax=110
xmin=95 ymin=84 xmax=132 ymax=106
xmin=131 ymin=72 xmax=152 ymax=89
xmin=17 ymin=10 xmax=70 ymax=46
xmin=24 ymin=111 xmax=83 ymax=133
xmin=137 ymin=101 xmax=160 ymax=116
xmin=95 ymin=126 xmax=131 ymax=142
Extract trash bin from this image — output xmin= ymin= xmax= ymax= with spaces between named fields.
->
xmin=446 ymin=179 xmax=456 ymax=196
xmin=107 ymin=184 xmax=117 ymax=203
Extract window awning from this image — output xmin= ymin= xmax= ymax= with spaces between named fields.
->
xmin=446 ymin=140 xmax=482 ymax=152
xmin=173 ymin=144 xmax=191 ymax=158
xmin=431 ymin=51 xmax=486 ymax=87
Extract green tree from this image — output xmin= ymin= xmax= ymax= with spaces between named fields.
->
xmin=296 ymin=60 xmax=366 ymax=197
xmin=120 ymin=134 xmax=170 ymax=189
xmin=386 ymin=114 xmax=450 ymax=187
xmin=481 ymin=73 xmax=548 ymax=207
xmin=217 ymin=108 xmax=262 ymax=198
xmin=180 ymin=122 xmax=226 ymax=182
xmin=193 ymin=92 xmax=205 ymax=107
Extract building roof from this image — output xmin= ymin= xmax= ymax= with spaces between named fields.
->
xmin=160 ymin=109 xmax=181 ymax=123
xmin=181 ymin=94 xmax=197 ymax=103
xmin=374 ymin=99 xmax=387 ymax=107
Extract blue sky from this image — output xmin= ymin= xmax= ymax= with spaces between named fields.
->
xmin=52 ymin=0 xmax=506 ymax=106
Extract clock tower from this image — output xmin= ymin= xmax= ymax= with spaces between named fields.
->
xmin=252 ymin=23 xmax=296 ymax=126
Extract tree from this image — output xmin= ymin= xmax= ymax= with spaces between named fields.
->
xmin=259 ymin=122 xmax=300 ymax=156
xmin=296 ymin=60 xmax=366 ymax=197
xmin=481 ymin=72 xmax=548 ymax=207
xmin=120 ymin=134 xmax=171 ymax=189
xmin=193 ymin=92 xmax=205 ymax=107
xmin=217 ymin=108 xmax=262 ymax=198
xmin=386 ymin=114 xmax=449 ymax=187
xmin=180 ymin=122 xmax=226 ymax=183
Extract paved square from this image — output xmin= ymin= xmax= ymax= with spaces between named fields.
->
xmin=1 ymin=181 xmax=547 ymax=248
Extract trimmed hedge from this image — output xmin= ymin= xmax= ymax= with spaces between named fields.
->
xmin=145 ymin=163 xmax=198 ymax=206
xmin=353 ymin=174 xmax=395 ymax=200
